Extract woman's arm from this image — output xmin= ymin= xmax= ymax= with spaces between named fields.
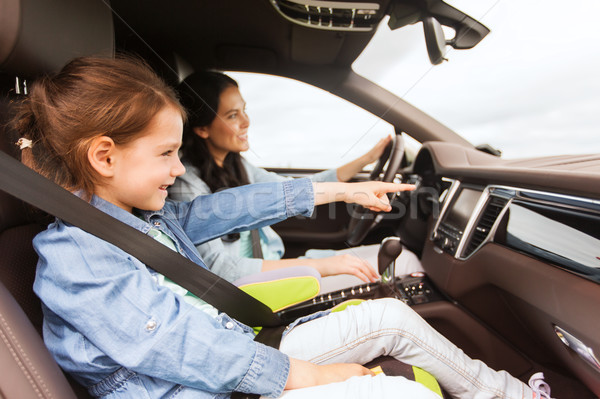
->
xmin=262 ymin=255 xmax=379 ymax=283
xmin=196 ymin=236 xmax=264 ymax=282
xmin=243 ymin=156 xmax=339 ymax=183
xmin=335 ymin=136 xmax=391 ymax=182
xmin=243 ymin=136 xmax=390 ymax=185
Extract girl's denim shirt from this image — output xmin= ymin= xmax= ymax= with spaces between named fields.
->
xmin=33 ymin=178 xmax=314 ymax=398
xmin=169 ymin=160 xmax=337 ymax=283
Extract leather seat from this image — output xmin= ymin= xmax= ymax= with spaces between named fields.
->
xmin=0 ymin=282 xmax=79 ymax=398
xmin=1 ymin=1 xmax=113 ymax=397
xmin=0 ymin=94 xmax=88 ymax=398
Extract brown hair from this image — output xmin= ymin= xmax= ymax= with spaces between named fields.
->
xmin=12 ymin=55 xmax=186 ymax=198
xmin=178 ymin=71 xmax=249 ymax=193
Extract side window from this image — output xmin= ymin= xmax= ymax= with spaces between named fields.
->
xmin=227 ymin=72 xmax=396 ymax=170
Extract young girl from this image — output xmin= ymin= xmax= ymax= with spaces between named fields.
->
xmin=16 ymin=56 xmax=550 ymax=399
xmin=169 ymin=71 xmax=423 ymax=291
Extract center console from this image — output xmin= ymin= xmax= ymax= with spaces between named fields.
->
xmin=277 ymin=274 xmax=444 ymax=320
xmin=430 ymin=180 xmax=490 ymax=259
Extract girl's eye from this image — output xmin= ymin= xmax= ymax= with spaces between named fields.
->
xmin=228 ymin=113 xmax=237 ymax=120
xmin=162 ymin=150 xmax=173 ymax=157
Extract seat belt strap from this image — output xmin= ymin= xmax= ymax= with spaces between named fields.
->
xmin=0 ymin=150 xmax=287 ymax=328
xmin=250 ymin=229 xmax=264 ymax=259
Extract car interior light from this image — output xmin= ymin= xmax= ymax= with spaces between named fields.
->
xmin=270 ymin=0 xmax=383 ymax=31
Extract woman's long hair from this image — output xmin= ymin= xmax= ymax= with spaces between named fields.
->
xmin=178 ymin=71 xmax=249 ymax=193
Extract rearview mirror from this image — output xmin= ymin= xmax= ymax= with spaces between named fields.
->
xmin=423 ymin=16 xmax=447 ymax=65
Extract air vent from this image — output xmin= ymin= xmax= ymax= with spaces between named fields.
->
xmin=463 ymin=196 xmax=508 ymax=257
xmin=270 ymin=0 xmax=383 ymax=31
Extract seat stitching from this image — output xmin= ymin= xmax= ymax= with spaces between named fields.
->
xmin=0 ymin=311 xmax=52 ymax=398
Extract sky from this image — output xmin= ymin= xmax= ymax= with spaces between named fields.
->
xmin=232 ymin=0 xmax=600 ymax=168
xmin=353 ymin=0 xmax=600 ymax=159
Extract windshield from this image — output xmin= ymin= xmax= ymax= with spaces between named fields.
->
xmin=353 ymin=0 xmax=600 ymax=159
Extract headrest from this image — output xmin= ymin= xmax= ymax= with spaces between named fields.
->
xmin=0 ymin=0 xmax=114 ymax=78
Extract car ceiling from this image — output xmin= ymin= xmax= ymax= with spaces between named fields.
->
xmin=0 ymin=0 xmax=475 ymax=146
xmin=110 ymin=0 xmax=388 ymax=81
xmin=107 ymin=0 xmax=477 ymax=146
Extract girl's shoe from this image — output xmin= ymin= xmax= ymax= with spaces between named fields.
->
xmin=528 ymin=372 xmax=554 ymax=399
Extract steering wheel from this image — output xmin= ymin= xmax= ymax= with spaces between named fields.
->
xmin=346 ymin=133 xmax=405 ymax=246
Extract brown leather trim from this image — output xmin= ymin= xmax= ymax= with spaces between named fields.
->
xmin=413 ymin=301 xmax=532 ymax=377
xmin=423 ymin=238 xmax=600 ymax=395
xmin=0 ymin=282 xmax=77 ymax=399
xmin=417 ymin=141 xmax=600 ymax=198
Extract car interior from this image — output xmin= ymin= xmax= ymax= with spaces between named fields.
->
xmin=1 ymin=0 xmax=600 ymax=398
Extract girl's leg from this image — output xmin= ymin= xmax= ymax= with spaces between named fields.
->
xmin=279 ymin=298 xmax=533 ymax=399
xmin=270 ymin=374 xmax=442 ymax=399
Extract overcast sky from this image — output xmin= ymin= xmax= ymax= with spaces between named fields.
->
xmin=354 ymin=0 xmax=600 ymax=159
xmin=233 ymin=0 xmax=600 ymax=168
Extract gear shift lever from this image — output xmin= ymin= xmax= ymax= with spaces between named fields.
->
xmin=378 ymin=236 xmax=403 ymax=288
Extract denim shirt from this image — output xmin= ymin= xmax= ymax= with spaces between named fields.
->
xmin=169 ymin=159 xmax=337 ymax=282
xmin=33 ymin=178 xmax=314 ymax=398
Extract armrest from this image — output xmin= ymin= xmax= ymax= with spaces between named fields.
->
xmin=234 ymin=266 xmax=321 ymax=312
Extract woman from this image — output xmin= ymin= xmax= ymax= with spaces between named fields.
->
xmin=169 ymin=71 xmax=424 ymax=290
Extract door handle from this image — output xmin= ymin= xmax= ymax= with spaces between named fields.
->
xmin=554 ymin=325 xmax=600 ymax=373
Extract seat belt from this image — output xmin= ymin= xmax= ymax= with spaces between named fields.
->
xmin=0 ymin=150 xmax=291 ymax=329
xmin=250 ymin=229 xmax=264 ymax=259
xmin=1 ymin=151 xmax=449 ymax=399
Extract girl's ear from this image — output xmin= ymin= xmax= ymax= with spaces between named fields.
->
xmin=88 ymin=136 xmax=117 ymax=177
xmin=193 ymin=126 xmax=210 ymax=139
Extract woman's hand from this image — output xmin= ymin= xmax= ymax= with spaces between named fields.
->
xmin=335 ymin=135 xmax=392 ymax=182
xmin=262 ymin=255 xmax=377 ymax=282
xmin=285 ymin=358 xmax=375 ymax=390
xmin=362 ymin=135 xmax=392 ymax=165
xmin=313 ymin=181 xmax=415 ymax=212
xmin=312 ymin=254 xmax=378 ymax=282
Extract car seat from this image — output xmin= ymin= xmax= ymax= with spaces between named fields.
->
xmin=0 ymin=85 xmax=87 ymax=398
xmin=1 ymin=0 xmax=113 ymax=397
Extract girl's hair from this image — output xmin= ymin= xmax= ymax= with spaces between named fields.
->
xmin=178 ymin=71 xmax=249 ymax=193
xmin=12 ymin=55 xmax=186 ymax=198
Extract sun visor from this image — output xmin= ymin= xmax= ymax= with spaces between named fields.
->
xmin=0 ymin=0 xmax=114 ymax=78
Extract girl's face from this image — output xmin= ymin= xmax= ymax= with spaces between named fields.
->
xmin=194 ymin=85 xmax=250 ymax=166
xmin=98 ymin=105 xmax=186 ymax=213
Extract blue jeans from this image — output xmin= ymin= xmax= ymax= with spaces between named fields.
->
xmin=277 ymin=299 xmax=532 ymax=399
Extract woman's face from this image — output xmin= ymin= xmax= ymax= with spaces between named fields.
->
xmin=195 ymin=85 xmax=250 ymax=166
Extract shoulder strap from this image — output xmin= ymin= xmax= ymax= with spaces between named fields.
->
xmin=0 ymin=150 xmax=287 ymax=328
xmin=250 ymin=229 xmax=264 ymax=259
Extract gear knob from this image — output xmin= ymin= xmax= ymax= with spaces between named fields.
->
xmin=378 ymin=236 xmax=403 ymax=284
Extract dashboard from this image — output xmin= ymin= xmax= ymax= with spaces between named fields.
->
xmin=431 ymin=180 xmax=600 ymax=283
xmin=277 ymin=140 xmax=600 ymax=395
xmin=411 ymin=141 xmax=600 ymax=395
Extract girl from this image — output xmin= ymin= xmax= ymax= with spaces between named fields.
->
xmin=17 ymin=56 xmax=550 ymax=399
xmin=169 ymin=71 xmax=423 ymax=290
